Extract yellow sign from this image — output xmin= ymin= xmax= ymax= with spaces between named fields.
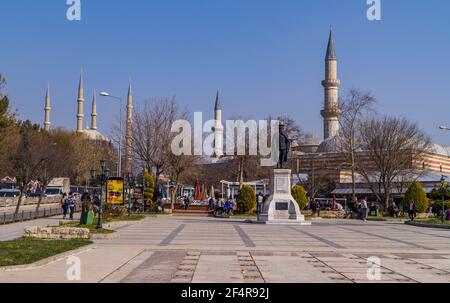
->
xmin=107 ymin=178 xmax=124 ymax=205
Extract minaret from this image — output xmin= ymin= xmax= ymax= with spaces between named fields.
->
xmin=43 ymin=83 xmax=51 ymax=132
xmin=76 ymin=70 xmax=84 ymax=133
xmin=214 ymin=90 xmax=224 ymax=158
xmin=125 ymin=81 xmax=133 ymax=174
xmin=321 ymin=29 xmax=341 ymax=139
xmin=91 ymin=90 xmax=97 ymax=130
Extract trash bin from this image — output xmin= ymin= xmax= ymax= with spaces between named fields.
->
xmin=446 ymin=209 xmax=450 ymax=221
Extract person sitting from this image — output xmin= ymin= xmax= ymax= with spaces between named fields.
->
xmin=390 ymin=201 xmax=400 ymax=218
xmin=224 ymin=200 xmax=232 ymax=215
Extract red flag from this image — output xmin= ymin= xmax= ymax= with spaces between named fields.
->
xmin=194 ymin=179 xmax=201 ymax=201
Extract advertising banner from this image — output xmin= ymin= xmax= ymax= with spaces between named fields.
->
xmin=107 ymin=178 xmax=125 ymax=205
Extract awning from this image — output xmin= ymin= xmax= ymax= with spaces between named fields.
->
xmin=332 ymin=187 xmax=434 ymax=195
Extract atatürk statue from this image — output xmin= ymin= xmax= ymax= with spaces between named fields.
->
xmin=277 ymin=123 xmax=291 ymax=169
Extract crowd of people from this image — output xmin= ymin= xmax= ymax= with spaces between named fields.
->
xmin=60 ymin=192 xmax=78 ymax=220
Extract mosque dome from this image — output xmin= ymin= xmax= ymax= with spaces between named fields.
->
xmin=316 ymin=136 xmax=340 ymax=153
xmin=79 ymin=128 xmax=109 ymax=142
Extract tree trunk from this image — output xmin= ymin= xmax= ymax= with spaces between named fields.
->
xmin=154 ymin=170 xmax=160 ymax=202
xmin=36 ymin=184 xmax=48 ymax=213
xmin=239 ymin=158 xmax=244 ymax=189
xmin=351 ymin=152 xmax=357 ymax=203
xmin=14 ymin=183 xmax=27 ymax=216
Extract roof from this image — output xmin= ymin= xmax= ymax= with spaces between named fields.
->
xmin=340 ymin=171 xmax=447 ymax=184
xmin=316 ymin=136 xmax=340 ymax=153
xmin=325 ymin=29 xmax=336 ymax=61
xmin=79 ymin=129 xmax=109 ymax=142
xmin=430 ymin=143 xmax=450 ymax=157
xmin=214 ymin=90 xmax=222 ymax=111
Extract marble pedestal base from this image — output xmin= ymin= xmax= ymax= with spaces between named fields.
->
xmin=257 ymin=169 xmax=311 ymax=226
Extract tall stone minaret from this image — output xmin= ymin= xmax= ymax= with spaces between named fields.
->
xmin=321 ymin=29 xmax=341 ymax=139
xmin=125 ymin=81 xmax=133 ymax=174
xmin=76 ymin=70 xmax=84 ymax=133
xmin=214 ymin=90 xmax=224 ymax=158
xmin=91 ymin=90 xmax=97 ymax=130
xmin=43 ymin=83 xmax=51 ymax=132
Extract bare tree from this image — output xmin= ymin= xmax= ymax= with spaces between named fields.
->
xmin=131 ymin=98 xmax=185 ymax=201
xmin=11 ymin=130 xmax=49 ymax=216
xmin=357 ymin=116 xmax=432 ymax=209
xmin=337 ymin=89 xmax=376 ymax=203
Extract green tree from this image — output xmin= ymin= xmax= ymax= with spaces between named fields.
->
xmin=143 ymin=172 xmax=154 ymax=202
xmin=292 ymin=185 xmax=308 ymax=210
xmin=236 ymin=185 xmax=256 ymax=213
xmin=402 ymin=181 xmax=429 ymax=213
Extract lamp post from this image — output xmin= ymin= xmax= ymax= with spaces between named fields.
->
xmin=438 ymin=125 xmax=450 ymax=222
xmin=90 ymin=167 xmax=97 ymax=197
xmin=440 ymin=175 xmax=446 ymax=223
xmin=96 ymin=159 xmax=110 ymax=230
xmin=100 ymin=92 xmax=123 ymax=177
xmin=126 ymin=172 xmax=135 ymax=217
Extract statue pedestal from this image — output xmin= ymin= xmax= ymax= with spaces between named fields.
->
xmin=257 ymin=169 xmax=311 ymax=225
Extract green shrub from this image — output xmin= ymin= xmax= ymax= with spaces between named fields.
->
xmin=402 ymin=181 xmax=429 ymax=213
xmin=292 ymin=185 xmax=308 ymax=210
xmin=432 ymin=200 xmax=450 ymax=212
xmin=143 ymin=172 xmax=154 ymax=201
xmin=237 ymin=185 xmax=256 ymax=214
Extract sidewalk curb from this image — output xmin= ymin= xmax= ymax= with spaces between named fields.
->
xmin=405 ymin=221 xmax=450 ymax=230
xmin=0 ymin=244 xmax=97 ymax=272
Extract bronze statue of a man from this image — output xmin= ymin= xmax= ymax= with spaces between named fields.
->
xmin=277 ymin=123 xmax=291 ymax=169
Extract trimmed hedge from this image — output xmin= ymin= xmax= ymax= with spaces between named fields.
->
xmin=143 ymin=172 xmax=154 ymax=201
xmin=402 ymin=181 xmax=429 ymax=213
xmin=237 ymin=185 xmax=256 ymax=213
xmin=292 ymin=185 xmax=308 ymax=210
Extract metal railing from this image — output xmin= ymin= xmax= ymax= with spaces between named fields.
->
xmin=1 ymin=203 xmax=81 ymax=225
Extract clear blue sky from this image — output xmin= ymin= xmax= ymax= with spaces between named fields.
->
xmin=1 ymin=0 xmax=450 ymax=145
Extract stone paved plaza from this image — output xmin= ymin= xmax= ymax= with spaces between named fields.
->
xmin=0 ymin=216 xmax=449 ymax=283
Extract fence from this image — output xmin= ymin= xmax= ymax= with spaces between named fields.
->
xmin=1 ymin=203 xmax=81 ymax=225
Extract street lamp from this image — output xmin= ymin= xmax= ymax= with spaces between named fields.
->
xmin=96 ymin=160 xmax=110 ymax=230
xmin=126 ymin=172 xmax=135 ymax=217
xmin=99 ymin=92 xmax=123 ymax=177
xmin=440 ymin=175 xmax=447 ymax=223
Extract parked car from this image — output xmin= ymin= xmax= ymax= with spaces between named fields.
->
xmin=0 ymin=189 xmax=21 ymax=198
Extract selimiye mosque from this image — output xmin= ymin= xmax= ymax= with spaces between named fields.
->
xmin=43 ymin=71 xmax=119 ymax=141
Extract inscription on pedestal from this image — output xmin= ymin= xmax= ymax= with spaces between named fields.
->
xmin=275 ymin=176 xmax=289 ymax=194
xmin=275 ymin=202 xmax=289 ymax=211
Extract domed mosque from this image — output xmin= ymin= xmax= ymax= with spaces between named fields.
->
xmin=43 ymin=70 xmax=109 ymax=142
xmin=294 ymin=30 xmax=450 ymax=196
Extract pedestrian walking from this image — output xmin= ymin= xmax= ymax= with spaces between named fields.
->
xmin=407 ymin=198 xmax=417 ymax=221
xmin=183 ymin=196 xmax=190 ymax=211
xmin=360 ymin=197 xmax=368 ymax=221
xmin=257 ymin=193 xmax=264 ymax=214
xmin=68 ymin=192 xmax=76 ymax=220
xmin=61 ymin=193 xmax=68 ymax=219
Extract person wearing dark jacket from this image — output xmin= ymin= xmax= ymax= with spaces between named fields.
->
xmin=407 ymin=199 xmax=417 ymax=221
